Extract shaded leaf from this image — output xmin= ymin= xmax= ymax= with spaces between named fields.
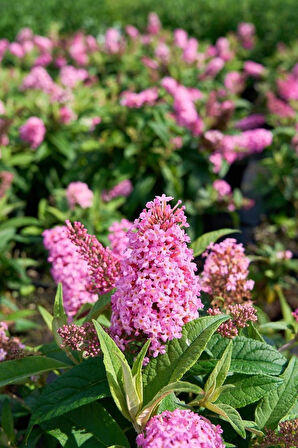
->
xmin=191 ymin=229 xmax=239 ymax=257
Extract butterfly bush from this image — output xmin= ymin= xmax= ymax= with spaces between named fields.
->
xmin=43 ymin=226 xmax=97 ymax=317
xmin=110 ymin=195 xmax=202 ymax=357
xmin=201 ymin=238 xmax=254 ymax=307
xmin=57 ymin=322 xmax=100 ymax=357
xmin=66 ymin=181 xmax=93 ymax=209
xmin=136 ymin=409 xmax=224 ymax=448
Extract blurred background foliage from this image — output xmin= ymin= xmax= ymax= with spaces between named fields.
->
xmin=0 ymin=0 xmax=297 ymax=59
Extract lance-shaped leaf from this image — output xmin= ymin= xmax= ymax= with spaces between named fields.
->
xmin=0 ymin=356 xmax=69 ymax=387
xmin=131 ymin=340 xmax=151 ymax=404
xmin=93 ymin=320 xmax=130 ymax=421
xmin=38 ymin=305 xmax=53 ymax=331
xmin=136 ymin=381 xmax=204 ymax=429
xmin=52 ymin=283 xmax=67 ymax=346
xmin=204 ymin=340 xmax=232 ymax=400
xmin=143 ymin=315 xmax=229 ymax=405
xmin=191 ymin=229 xmax=239 ymax=257
xmin=255 ymin=357 xmax=298 ymax=429
xmin=206 ymin=402 xmax=246 ymax=439
xmin=115 ymin=352 xmax=141 ymax=420
xmin=218 ymin=374 xmax=284 ymax=408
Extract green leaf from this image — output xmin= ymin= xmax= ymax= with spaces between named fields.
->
xmin=255 ymin=357 xmax=298 ymax=429
xmin=205 ymin=340 xmax=232 ymax=399
xmin=115 ymin=352 xmax=141 ymax=420
xmin=0 ymin=356 xmax=69 ymax=387
xmin=218 ymin=375 xmax=284 ymax=408
xmin=44 ymin=402 xmax=130 ymax=448
xmin=2 ymin=398 xmax=15 ymax=443
xmin=83 ymin=290 xmax=113 ymax=323
xmin=52 ymin=283 xmax=67 ymax=346
xmin=207 ymin=402 xmax=246 ymax=439
xmin=191 ymin=229 xmax=239 ymax=257
xmin=29 ymin=357 xmax=110 ymax=428
xmin=137 ymin=381 xmax=203 ymax=429
xmin=143 ymin=315 xmax=229 ymax=405
xmin=131 ymin=339 xmax=151 ymax=404
xmin=192 ymin=335 xmax=287 ymax=376
xmin=93 ymin=320 xmax=130 ymax=421
xmin=38 ymin=305 xmax=53 ymax=330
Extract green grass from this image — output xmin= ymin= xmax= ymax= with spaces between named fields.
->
xmin=0 ymin=0 xmax=297 ymax=58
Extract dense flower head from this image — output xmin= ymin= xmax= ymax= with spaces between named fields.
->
xmin=237 ymin=22 xmax=255 ymax=49
xmin=102 ymin=179 xmax=133 ymax=201
xmin=213 ymin=179 xmax=231 ymax=198
xmin=108 ymin=219 xmax=133 ymax=257
xmin=66 ymin=220 xmax=121 ymax=296
xmin=57 ymin=322 xmax=100 ymax=357
xmin=21 ymin=66 xmax=54 ymax=93
xmin=120 ymin=88 xmax=158 ymax=108
xmin=235 ymin=114 xmax=266 ymax=130
xmin=105 ymin=28 xmax=124 ymax=54
xmin=183 ymin=37 xmax=198 ymax=63
xmin=173 ymin=85 xmax=203 ymax=135
xmin=0 ymin=322 xmax=25 ymax=361
xmin=43 ymin=226 xmax=97 ymax=316
xmin=110 ymin=195 xmax=202 ymax=358
xmin=0 ymin=171 xmax=14 ymax=197
xmin=125 ymin=25 xmax=139 ymax=39
xmin=201 ymin=238 xmax=254 ymax=306
xmin=267 ymin=92 xmax=295 ymax=118
xmin=136 ymin=409 xmax=224 ymax=448
xmin=174 ymin=29 xmax=188 ymax=49
xmin=59 ymin=106 xmax=76 ymax=124
xmin=224 ymin=71 xmax=245 ymax=94
xmin=66 ymin=181 xmax=93 ymax=209
xmin=256 ymin=419 xmax=298 ymax=448
xmin=208 ymin=302 xmax=257 ymax=338
xmin=201 ymin=57 xmax=225 ymax=79
xmin=19 ymin=116 xmax=46 ymax=149
xmin=277 ymin=74 xmax=298 ymax=101
xmin=147 ymin=12 xmax=161 ymax=35
xmin=59 ymin=65 xmax=88 ymax=88
xmin=244 ymin=61 xmax=265 ymax=78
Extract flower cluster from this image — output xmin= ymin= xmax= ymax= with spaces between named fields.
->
xmin=19 ymin=116 xmax=46 ymax=149
xmin=276 ymin=250 xmax=293 ymax=260
xmin=66 ymin=181 xmax=93 ymax=209
xmin=108 ymin=219 xmax=133 ymax=257
xmin=136 ymin=409 xmax=224 ymax=448
xmin=201 ymin=238 xmax=254 ymax=307
xmin=110 ymin=195 xmax=202 ymax=357
xmin=0 ymin=322 xmax=24 ymax=361
xmin=208 ymin=302 xmax=257 ymax=338
xmin=57 ymin=322 xmax=100 ymax=357
xmin=0 ymin=171 xmax=14 ymax=198
xmin=66 ymin=220 xmax=120 ymax=295
xmin=102 ymin=180 xmax=133 ymax=202
xmin=255 ymin=419 xmax=298 ymax=448
xmin=43 ymin=226 xmax=97 ymax=316
xmin=120 ymin=88 xmax=158 ymax=108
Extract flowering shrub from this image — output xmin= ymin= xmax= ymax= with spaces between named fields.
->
xmin=0 ymin=11 xmax=297 ymax=448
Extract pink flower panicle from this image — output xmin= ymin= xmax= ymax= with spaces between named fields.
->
xmin=235 ymin=114 xmax=266 ymax=130
xmin=0 ymin=171 xmax=14 ymax=198
xmin=267 ymin=92 xmax=295 ymax=118
xmin=237 ymin=22 xmax=255 ymax=50
xmin=102 ymin=179 xmax=133 ymax=202
xmin=108 ymin=219 xmax=133 ymax=257
xmin=256 ymin=419 xmax=298 ymax=448
xmin=57 ymin=322 xmax=100 ymax=357
xmin=66 ymin=181 xmax=93 ymax=209
xmin=147 ymin=12 xmax=161 ymax=35
xmin=244 ymin=61 xmax=265 ymax=78
xmin=208 ymin=302 xmax=257 ymax=338
xmin=66 ymin=220 xmax=120 ymax=296
xmin=0 ymin=322 xmax=25 ymax=362
xmin=136 ymin=409 xmax=224 ymax=448
xmin=120 ymin=88 xmax=158 ymax=108
xmin=43 ymin=226 xmax=97 ymax=317
xmin=201 ymin=238 xmax=254 ymax=307
xmin=110 ymin=195 xmax=202 ymax=358
xmin=19 ymin=116 xmax=46 ymax=149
